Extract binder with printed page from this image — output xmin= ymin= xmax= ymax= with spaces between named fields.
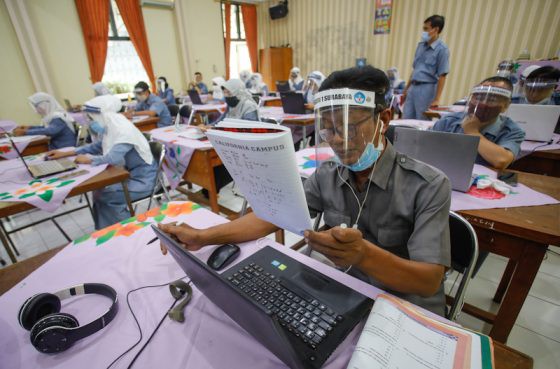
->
xmin=346 ymin=294 xmax=495 ymax=369
xmin=205 ymin=119 xmax=313 ymax=235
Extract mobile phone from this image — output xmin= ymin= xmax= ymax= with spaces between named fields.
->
xmin=497 ymin=171 xmax=518 ymax=187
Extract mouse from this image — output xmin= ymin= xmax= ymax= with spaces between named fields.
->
xmin=207 ymin=244 xmax=240 ymax=271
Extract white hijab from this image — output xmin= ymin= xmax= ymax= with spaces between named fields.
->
xmin=239 ymin=70 xmax=251 ymax=84
xmin=92 ymin=82 xmax=112 ymax=96
xmin=212 ymin=76 xmax=226 ymax=100
xmin=304 ymin=71 xmax=325 ymax=103
xmin=83 ymin=95 xmax=153 ymax=165
xmin=28 ymin=92 xmax=75 ymax=132
xmin=289 ymin=67 xmax=304 ymax=90
xmin=387 ymin=67 xmax=405 ymax=89
xmin=223 ymin=79 xmax=259 ymax=119
xmin=248 ymin=73 xmax=267 ymax=94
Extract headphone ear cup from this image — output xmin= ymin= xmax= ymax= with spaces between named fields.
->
xmin=18 ymin=293 xmax=61 ymax=330
xmin=30 ymin=313 xmax=79 ymax=354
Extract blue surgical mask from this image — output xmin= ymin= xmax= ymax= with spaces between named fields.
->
xmin=421 ymin=31 xmax=430 ymax=42
xmin=90 ymin=121 xmax=105 ymax=135
xmin=334 ymin=120 xmax=385 ymax=172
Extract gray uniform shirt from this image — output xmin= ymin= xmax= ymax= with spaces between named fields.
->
xmin=304 ymin=142 xmax=451 ymax=315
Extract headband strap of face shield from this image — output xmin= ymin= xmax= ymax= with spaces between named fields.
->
xmin=313 ymin=88 xmax=378 ymax=110
xmin=470 ymin=85 xmax=512 ymax=99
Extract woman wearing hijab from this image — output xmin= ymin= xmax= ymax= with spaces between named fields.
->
xmin=239 ymin=70 xmax=252 ymax=89
xmin=247 ymin=73 xmax=270 ymax=97
xmin=303 ymin=70 xmax=325 ymax=104
xmin=157 ymin=76 xmax=175 ymax=105
xmin=219 ymin=78 xmax=259 ymax=122
xmin=209 ymin=76 xmax=226 ymax=101
xmin=386 ymin=67 xmax=406 ymax=94
xmin=13 ymin=92 xmax=76 ymax=150
xmin=46 ymin=95 xmax=157 ymax=229
xmin=289 ymin=67 xmax=304 ymax=91
xmin=92 ymin=82 xmax=112 ymax=96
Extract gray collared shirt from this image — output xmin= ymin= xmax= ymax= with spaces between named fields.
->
xmin=303 ymin=142 xmax=451 ymax=315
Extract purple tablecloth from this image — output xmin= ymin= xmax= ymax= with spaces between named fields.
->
xmin=0 ymin=203 xmax=390 ymax=369
xmin=0 ymin=135 xmax=46 ymax=160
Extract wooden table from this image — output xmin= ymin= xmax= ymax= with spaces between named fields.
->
xmin=0 ymin=245 xmax=533 ymax=369
xmin=0 ymin=166 xmax=133 ymax=264
xmin=458 ymin=172 xmax=560 ymax=343
xmin=180 ymin=147 xmax=223 ymax=214
xmin=510 ymin=148 xmax=560 ymax=178
xmin=133 ymin=117 xmax=159 ymax=132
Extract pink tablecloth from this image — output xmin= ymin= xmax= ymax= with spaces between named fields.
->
xmin=150 ymin=126 xmax=213 ymax=189
xmin=295 ymin=147 xmax=334 ymax=178
xmin=0 ymin=135 xmax=47 ymax=160
xmin=0 ymin=154 xmax=107 ymax=212
xmin=0 ymin=202 xmax=387 ymax=369
xmin=518 ymin=133 xmax=560 ymax=158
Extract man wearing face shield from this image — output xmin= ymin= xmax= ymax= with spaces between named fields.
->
xmin=432 ymin=76 xmax=525 ymax=170
xmin=158 ymin=66 xmax=452 ymax=315
xmin=515 ymin=65 xmax=560 ymax=105
xmin=125 ymin=81 xmax=172 ymax=127
xmin=13 ymin=92 xmax=77 ymax=150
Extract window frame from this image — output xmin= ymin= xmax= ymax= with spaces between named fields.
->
xmin=221 ymin=2 xmax=245 ymax=42
xmin=108 ymin=2 xmax=130 ymax=41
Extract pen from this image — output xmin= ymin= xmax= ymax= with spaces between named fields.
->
xmin=147 ymin=237 xmax=158 ymax=245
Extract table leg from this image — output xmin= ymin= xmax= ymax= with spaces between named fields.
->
xmin=301 ymin=125 xmax=307 ymax=149
xmin=121 ymin=181 xmax=135 ymax=217
xmin=207 ymin=158 xmax=220 ymax=214
xmin=493 ymin=259 xmax=516 ymax=303
xmin=275 ymin=229 xmax=285 ymax=245
xmin=0 ymin=224 xmax=17 ymax=264
xmin=489 ymin=241 xmax=546 ymax=343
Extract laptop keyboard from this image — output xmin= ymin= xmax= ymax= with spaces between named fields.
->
xmin=227 ymin=262 xmax=343 ymax=350
xmin=35 ymin=160 xmax=67 ymax=174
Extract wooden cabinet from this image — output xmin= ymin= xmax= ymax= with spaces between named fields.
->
xmin=259 ymin=47 xmax=293 ymax=92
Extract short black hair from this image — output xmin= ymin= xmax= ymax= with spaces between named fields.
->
xmin=424 ymin=15 xmax=445 ymax=33
xmin=480 ymin=76 xmax=514 ymax=91
xmin=527 ymin=66 xmax=560 ymax=81
xmin=134 ymin=81 xmax=150 ymax=91
xmin=195 ymin=72 xmax=202 ymax=76
xmin=319 ymin=65 xmax=390 ymax=109
xmin=158 ymin=76 xmax=167 ymax=82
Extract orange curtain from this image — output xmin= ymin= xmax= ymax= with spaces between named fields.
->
xmin=241 ymin=4 xmax=258 ymax=72
xmin=75 ymin=0 xmax=110 ymax=83
xmin=115 ymin=0 xmax=156 ymax=90
xmin=224 ymin=3 xmax=231 ymax=80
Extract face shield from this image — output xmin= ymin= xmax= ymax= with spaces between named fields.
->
xmin=522 ymin=78 xmax=558 ymax=104
xmin=134 ymin=88 xmax=148 ymax=102
xmin=29 ymin=100 xmax=49 ymax=116
xmin=466 ymin=85 xmax=511 ymax=123
xmin=496 ymin=60 xmax=515 ymax=78
xmin=314 ymin=88 xmax=385 ymax=173
xmin=157 ymin=79 xmax=166 ymax=92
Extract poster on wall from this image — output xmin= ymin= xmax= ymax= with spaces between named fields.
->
xmin=374 ymin=0 xmax=392 ymax=35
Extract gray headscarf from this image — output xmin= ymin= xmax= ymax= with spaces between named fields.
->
xmin=222 ymin=79 xmax=259 ymax=119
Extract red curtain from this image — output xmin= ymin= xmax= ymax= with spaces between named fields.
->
xmin=115 ymin=0 xmax=156 ymax=90
xmin=224 ymin=3 xmax=231 ymax=80
xmin=75 ymin=0 xmax=110 ymax=83
xmin=241 ymin=4 xmax=258 ymax=72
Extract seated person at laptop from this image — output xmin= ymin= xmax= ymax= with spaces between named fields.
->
xmin=515 ymin=65 xmax=560 ymax=105
xmin=156 ymin=76 xmax=175 ymax=105
xmin=289 ymin=67 xmax=304 ymax=91
xmin=13 ymin=92 xmax=76 ymax=150
xmin=47 ymin=95 xmax=157 ymax=229
xmin=432 ymin=76 xmax=525 ymax=170
xmin=160 ymin=66 xmax=452 ymax=316
xmin=303 ymin=70 xmax=326 ymax=104
xmin=188 ymin=72 xmax=209 ymax=95
xmin=125 ymin=81 xmax=172 ymax=128
xmin=209 ymin=76 xmax=226 ymax=102
xmin=248 ymin=73 xmax=270 ymax=97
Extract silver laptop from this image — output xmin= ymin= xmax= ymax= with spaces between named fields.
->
xmin=504 ymin=104 xmax=560 ymax=142
xmin=393 ymin=128 xmax=480 ymax=192
xmin=7 ymin=135 xmax=77 ymax=179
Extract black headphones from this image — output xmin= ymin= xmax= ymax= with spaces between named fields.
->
xmin=18 ymin=283 xmax=118 ymax=354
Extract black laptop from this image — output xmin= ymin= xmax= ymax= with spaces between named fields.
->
xmin=281 ymin=92 xmax=312 ymax=115
xmin=276 ymin=81 xmax=291 ymax=93
xmin=152 ymin=225 xmax=373 ymax=369
xmin=187 ymin=89 xmax=203 ymax=105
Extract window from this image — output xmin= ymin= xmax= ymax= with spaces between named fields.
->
xmin=102 ymin=0 xmax=148 ymax=93
xmin=221 ymin=2 xmax=251 ymax=78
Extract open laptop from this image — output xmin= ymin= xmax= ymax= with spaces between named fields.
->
xmin=152 ymin=225 xmax=373 ymax=369
xmin=276 ymin=81 xmax=291 ymax=93
xmin=64 ymin=99 xmax=80 ymax=113
xmin=504 ymin=104 xmax=560 ymax=142
xmin=280 ymin=92 xmax=311 ymax=115
xmin=6 ymin=135 xmax=76 ymax=179
xmin=187 ymin=89 xmax=203 ymax=105
xmin=393 ymin=128 xmax=480 ymax=192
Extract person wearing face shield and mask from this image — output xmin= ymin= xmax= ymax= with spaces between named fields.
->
xmin=46 ymin=95 xmax=157 ymax=229
xmin=209 ymin=76 xmax=226 ymax=101
xmin=402 ymin=15 xmax=450 ymax=119
xmin=247 ymin=73 xmax=270 ymax=97
xmin=125 ymin=81 xmax=172 ymax=127
xmin=13 ymin=93 xmax=77 ymax=150
xmin=303 ymin=71 xmax=325 ymax=104
xmin=515 ymin=65 xmax=560 ymax=106
xmin=156 ymin=76 xmax=175 ymax=105
xmin=158 ymin=66 xmax=452 ymax=316
xmin=289 ymin=67 xmax=304 ymax=91
xmin=432 ymin=76 xmax=525 ymax=170
xmin=239 ymin=70 xmax=252 ymax=89
xmin=386 ymin=67 xmax=406 ymax=94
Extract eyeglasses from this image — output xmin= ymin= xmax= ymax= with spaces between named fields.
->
xmin=319 ymin=114 xmax=374 ymax=142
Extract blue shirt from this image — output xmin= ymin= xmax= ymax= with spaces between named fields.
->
xmin=411 ymin=39 xmax=450 ymax=83
xmin=135 ymin=94 xmax=172 ymax=127
xmin=26 ymin=117 xmax=76 ymax=150
xmin=432 ymin=112 xmax=526 ymax=165
xmin=76 ymin=141 xmax=157 ymax=193
xmin=158 ymin=88 xmax=175 ymax=105
xmin=197 ymin=83 xmax=208 ymax=94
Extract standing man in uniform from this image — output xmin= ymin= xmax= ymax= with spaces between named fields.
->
xmin=402 ymin=15 xmax=450 ymax=119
